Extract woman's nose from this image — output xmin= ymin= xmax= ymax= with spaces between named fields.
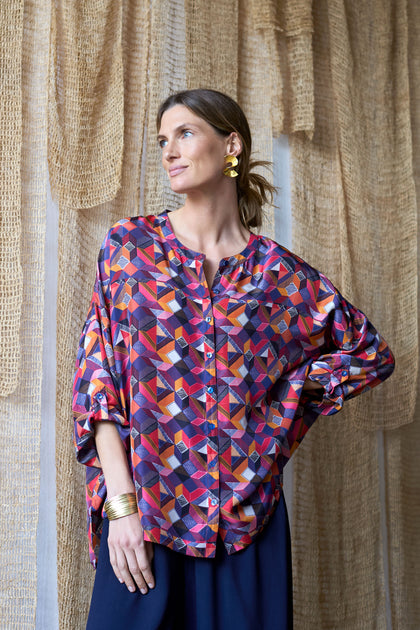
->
xmin=164 ymin=138 xmax=179 ymax=161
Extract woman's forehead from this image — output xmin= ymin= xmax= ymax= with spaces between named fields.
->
xmin=159 ymin=104 xmax=208 ymax=133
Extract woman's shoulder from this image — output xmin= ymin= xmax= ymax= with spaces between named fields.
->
xmin=108 ymin=213 xmax=164 ymax=238
xmin=255 ymin=233 xmax=326 ymax=283
xmin=100 ymin=212 xmax=167 ymax=250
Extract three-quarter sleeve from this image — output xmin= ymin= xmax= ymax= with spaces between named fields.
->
xmin=72 ymin=235 xmax=131 ymax=566
xmin=303 ymin=274 xmax=395 ymax=416
xmin=276 ymin=265 xmax=395 ymax=459
xmin=73 ymin=239 xmax=130 ymax=468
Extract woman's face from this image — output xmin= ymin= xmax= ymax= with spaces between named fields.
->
xmin=158 ymin=104 xmax=237 ymax=195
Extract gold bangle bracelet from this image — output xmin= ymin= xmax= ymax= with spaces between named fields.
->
xmin=104 ymin=492 xmax=138 ymax=520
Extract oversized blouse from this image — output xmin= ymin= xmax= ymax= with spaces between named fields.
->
xmin=73 ymin=212 xmax=395 ymax=567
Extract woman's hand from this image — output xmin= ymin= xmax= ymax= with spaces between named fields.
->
xmin=92 ymin=422 xmax=155 ymax=593
xmin=108 ymin=511 xmax=155 ymax=594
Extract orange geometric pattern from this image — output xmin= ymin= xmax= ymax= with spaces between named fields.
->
xmin=73 ymin=212 xmax=394 ymax=566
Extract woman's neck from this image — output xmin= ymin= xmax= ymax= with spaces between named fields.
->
xmin=168 ymin=188 xmax=249 ymax=256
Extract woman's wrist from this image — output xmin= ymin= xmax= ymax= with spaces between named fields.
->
xmin=106 ymin=479 xmax=136 ymax=498
xmin=104 ymin=492 xmax=138 ymax=520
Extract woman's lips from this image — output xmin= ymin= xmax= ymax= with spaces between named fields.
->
xmin=169 ymin=166 xmax=187 ymax=177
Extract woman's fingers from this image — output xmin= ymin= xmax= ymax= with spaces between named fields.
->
xmin=115 ymin=547 xmax=138 ymax=593
xmin=108 ymin=544 xmax=123 ymax=583
xmin=135 ymin=542 xmax=155 ymax=590
xmin=125 ymin=548 xmax=150 ymax=594
xmin=107 ymin=513 xmax=155 ymax=594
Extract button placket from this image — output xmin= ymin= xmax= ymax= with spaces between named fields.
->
xmin=202 ymin=296 xmax=216 ymax=408
xmin=201 ymin=282 xmax=220 ymax=521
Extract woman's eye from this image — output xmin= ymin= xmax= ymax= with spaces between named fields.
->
xmin=158 ymin=139 xmax=167 ymax=148
xmin=182 ymin=130 xmax=192 ymax=138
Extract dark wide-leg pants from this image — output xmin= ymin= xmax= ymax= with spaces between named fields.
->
xmin=86 ymin=494 xmax=293 ymax=630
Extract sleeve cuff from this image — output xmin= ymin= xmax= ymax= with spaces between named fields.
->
xmin=74 ymin=389 xmax=130 ymax=467
xmin=306 ymin=359 xmax=352 ymax=414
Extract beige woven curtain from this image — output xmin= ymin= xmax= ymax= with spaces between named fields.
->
xmin=48 ymin=0 xmax=124 ymax=209
xmin=251 ymin=0 xmax=314 ymax=138
xmin=0 ymin=0 xmax=50 ymax=626
xmin=293 ymin=0 xmax=417 ymax=432
xmin=185 ymin=0 xmax=238 ymax=95
xmin=48 ymin=0 xmax=420 ymax=628
xmin=0 ymin=1 xmax=23 ymax=398
xmin=1 ymin=0 xmax=418 ymax=627
xmin=54 ymin=1 xmax=150 ymax=626
xmin=290 ymin=0 xmax=419 ymax=627
xmin=383 ymin=1 xmax=420 ymax=626
xmin=142 ymin=0 xmax=188 ymax=218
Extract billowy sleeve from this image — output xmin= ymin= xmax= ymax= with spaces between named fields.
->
xmin=72 ymin=233 xmax=131 ymax=566
xmin=73 ymin=236 xmax=130 ymax=467
xmin=272 ymin=267 xmax=395 ymax=458
xmin=302 ymin=273 xmax=395 ymax=415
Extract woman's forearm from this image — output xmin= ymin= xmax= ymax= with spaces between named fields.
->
xmin=94 ymin=421 xmax=135 ymax=497
xmin=94 ymin=421 xmax=155 ymax=594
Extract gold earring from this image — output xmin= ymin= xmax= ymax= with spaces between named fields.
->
xmin=223 ymin=155 xmax=239 ymax=178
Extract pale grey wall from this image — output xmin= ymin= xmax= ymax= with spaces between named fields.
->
xmin=36 ymin=181 xmax=59 ymax=630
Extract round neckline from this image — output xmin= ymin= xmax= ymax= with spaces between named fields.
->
xmin=161 ymin=210 xmax=258 ymax=263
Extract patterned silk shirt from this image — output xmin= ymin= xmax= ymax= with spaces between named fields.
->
xmin=73 ymin=212 xmax=394 ymax=566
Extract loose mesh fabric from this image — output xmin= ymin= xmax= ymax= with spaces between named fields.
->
xmin=48 ymin=0 xmax=124 ymax=209
xmin=49 ymin=2 xmax=420 ymax=630
xmin=384 ymin=2 xmax=420 ymax=627
xmin=0 ymin=1 xmax=23 ymax=398
xmin=54 ymin=1 xmax=150 ymax=627
xmin=251 ymin=0 xmax=314 ymax=138
xmin=0 ymin=0 xmax=49 ymax=627
xmin=290 ymin=0 xmax=419 ymax=628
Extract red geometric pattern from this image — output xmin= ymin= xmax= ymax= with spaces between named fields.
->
xmin=73 ymin=212 xmax=394 ymax=566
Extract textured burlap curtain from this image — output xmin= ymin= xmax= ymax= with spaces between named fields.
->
xmin=0 ymin=1 xmax=23 ymax=397
xmin=3 ymin=0 xmax=418 ymax=627
xmin=47 ymin=0 xmax=419 ymax=628
xmin=0 ymin=0 xmax=50 ymax=626
xmin=48 ymin=1 xmax=124 ymax=209
xmin=53 ymin=1 xmax=150 ymax=625
xmin=379 ymin=1 xmax=420 ymax=626
xmin=290 ymin=0 xmax=419 ymax=628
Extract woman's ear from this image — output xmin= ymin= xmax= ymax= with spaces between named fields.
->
xmin=226 ymin=132 xmax=242 ymax=157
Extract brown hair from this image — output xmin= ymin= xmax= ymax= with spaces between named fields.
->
xmin=156 ymin=88 xmax=276 ymax=230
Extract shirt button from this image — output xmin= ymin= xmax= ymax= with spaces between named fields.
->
xmin=206 ymin=317 xmax=212 ymax=323
xmin=206 ymin=352 xmax=213 ymax=358
xmin=213 ymin=289 xmax=220 ymax=295
xmin=96 ymin=392 xmax=104 ymax=400
xmin=207 ymin=386 xmax=214 ymax=394
xmin=342 ymin=370 xmax=348 ymax=376
xmin=210 ymin=498 xmax=218 ymax=507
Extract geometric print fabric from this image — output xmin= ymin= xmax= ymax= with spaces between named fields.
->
xmin=73 ymin=212 xmax=394 ymax=566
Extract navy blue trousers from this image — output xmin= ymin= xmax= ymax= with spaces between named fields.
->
xmin=86 ymin=494 xmax=292 ymax=630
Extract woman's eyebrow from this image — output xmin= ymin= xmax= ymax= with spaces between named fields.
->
xmin=157 ymin=123 xmax=199 ymax=140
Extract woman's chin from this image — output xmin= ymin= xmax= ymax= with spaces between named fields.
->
xmin=169 ymin=181 xmax=191 ymax=195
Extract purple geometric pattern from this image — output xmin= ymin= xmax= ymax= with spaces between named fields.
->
xmin=73 ymin=212 xmax=394 ymax=566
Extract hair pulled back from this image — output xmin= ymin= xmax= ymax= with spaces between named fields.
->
xmin=156 ymin=88 xmax=276 ymax=231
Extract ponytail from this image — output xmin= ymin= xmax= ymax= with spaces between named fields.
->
xmin=237 ymin=158 xmax=276 ymax=230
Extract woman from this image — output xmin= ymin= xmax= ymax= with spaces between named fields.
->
xmin=73 ymin=88 xmax=394 ymax=629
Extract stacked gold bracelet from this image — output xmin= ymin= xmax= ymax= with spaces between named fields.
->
xmin=104 ymin=492 xmax=138 ymax=520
